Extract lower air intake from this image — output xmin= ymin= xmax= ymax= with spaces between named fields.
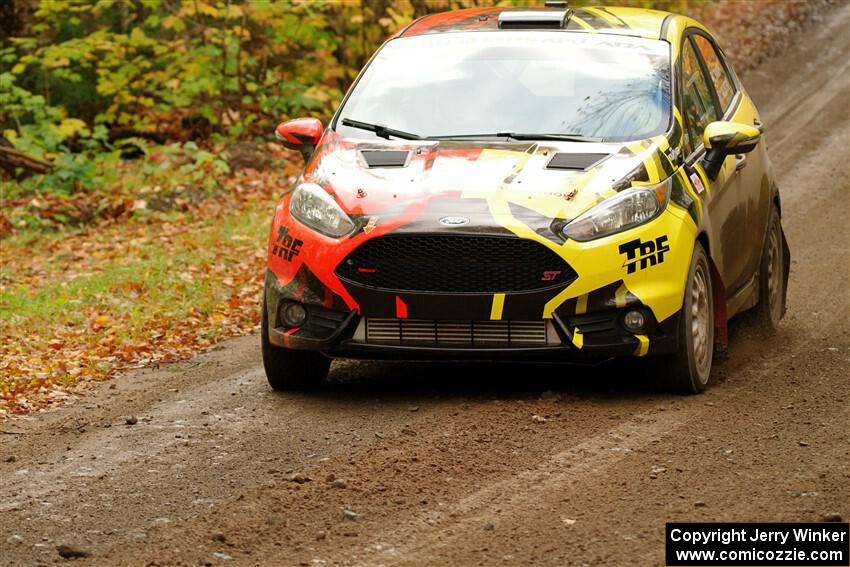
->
xmin=364 ymin=318 xmax=548 ymax=347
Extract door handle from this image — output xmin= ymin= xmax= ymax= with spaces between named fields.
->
xmin=735 ymin=154 xmax=747 ymax=171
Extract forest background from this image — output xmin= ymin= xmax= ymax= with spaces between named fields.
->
xmin=0 ymin=0 xmax=834 ymax=415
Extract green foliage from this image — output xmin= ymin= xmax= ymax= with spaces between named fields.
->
xmin=0 ymin=0 xmax=708 ymax=207
xmin=3 ymin=140 xmax=228 ymax=203
xmin=2 ymin=1 xmax=357 ymax=142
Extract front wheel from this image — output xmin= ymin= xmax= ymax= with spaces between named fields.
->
xmin=654 ymin=242 xmax=714 ymax=394
xmin=261 ymin=298 xmax=330 ymax=391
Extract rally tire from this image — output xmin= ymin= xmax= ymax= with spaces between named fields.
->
xmin=753 ymin=204 xmax=786 ymax=335
xmin=261 ymin=299 xmax=330 ymax=391
xmin=654 ymin=242 xmax=714 ymax=394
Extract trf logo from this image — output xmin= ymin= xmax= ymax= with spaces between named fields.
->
xmin=618 ymin=235 xmax=670 ymax=274
xmin=272 ymin=226 xmax=303 ymax=262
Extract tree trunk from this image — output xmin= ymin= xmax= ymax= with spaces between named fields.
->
xmin=0 ymin=0 xmax=22 ymax=44
xmin=0 ymin=135 xmax=52 ymax=177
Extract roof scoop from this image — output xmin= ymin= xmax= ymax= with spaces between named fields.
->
xmin=497 ymin=5 xmax=572 ymax=29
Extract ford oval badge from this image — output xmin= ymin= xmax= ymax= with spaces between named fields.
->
xmin=439 ymin=216 xmax=470 ymax=226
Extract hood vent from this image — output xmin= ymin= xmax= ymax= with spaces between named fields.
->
xmin=546 ymin=152 xmax=609 ymax=171
xmin=360 ymin=150 xmax=410 ymax=168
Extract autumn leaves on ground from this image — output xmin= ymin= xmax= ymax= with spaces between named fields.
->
xmin=0 ymin=155 xmax=304 ymax=415
xmin=0 ymin=0 xmax=838 ymax=417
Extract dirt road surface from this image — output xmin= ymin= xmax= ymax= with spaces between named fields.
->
xmin=2 ymin=6 xmax=848 ymax=566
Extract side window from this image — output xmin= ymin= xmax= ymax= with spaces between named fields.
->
xmin=680 ymin=38 xmax=721 ymax=155
xmin=692 ymin=35 xmax=735 ymax=112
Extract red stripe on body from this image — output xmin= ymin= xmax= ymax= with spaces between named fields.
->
xmin=395 ymin=296 xmax=408 ymax=319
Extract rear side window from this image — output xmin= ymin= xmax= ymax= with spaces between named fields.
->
xmin=692 ymin=35 xmax=735 ymax=113
xmin=680 ymin=39 xmax=720 ymax=155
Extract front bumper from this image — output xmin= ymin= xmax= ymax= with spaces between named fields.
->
xmin=265 ymin=270 xmax=680 ymax=360
xmin=264 ymin=200 xmax=697 ymax=361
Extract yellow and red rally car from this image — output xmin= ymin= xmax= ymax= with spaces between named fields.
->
xmin=262 ymin=3 xmax=790 ymax=394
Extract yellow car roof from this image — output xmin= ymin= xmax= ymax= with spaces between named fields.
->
xmin=398 ymin=6 xmax=709 ymax=44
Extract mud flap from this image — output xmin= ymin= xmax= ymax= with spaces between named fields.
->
xmin=707 ymin=256 xmax=728 ymax=350
xmin=780 ymin=224 xmax=791 ymax=319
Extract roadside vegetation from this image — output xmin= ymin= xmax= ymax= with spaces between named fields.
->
xmin=0 ymin=0 xmax=835 ymax=416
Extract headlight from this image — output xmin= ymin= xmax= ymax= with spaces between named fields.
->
xmin=561 ymin=177 xmax=671 ymax=242
xmin=289 ymin=182 xmax=355 ymax=238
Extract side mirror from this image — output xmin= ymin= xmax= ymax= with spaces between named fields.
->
xmin=701 ymin=121 xmax=762 ymax=180
xmin=275 ymin=118 xmax=324 ymax=162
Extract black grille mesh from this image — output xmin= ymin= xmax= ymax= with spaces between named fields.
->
xmin=336 ymin=235 xmax=575 ymax=293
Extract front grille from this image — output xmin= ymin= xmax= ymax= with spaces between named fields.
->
xmin=336 ymin=235 xmax=575 ymax=293
xmin=365 ymin=318 xmax=548 ymax=346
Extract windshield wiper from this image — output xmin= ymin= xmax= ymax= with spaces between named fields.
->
xmin=496 ymin=132 xmax=604 ymax=143
xmin=426 ymin=132 xmax=604 ymax=143
xmin=340 ymin=118 xmax=421 ymax=140
xmin=427 ymin=134 xmax=508 ymax=140
xmin=338 ymin=122 xmax=602 ymax=143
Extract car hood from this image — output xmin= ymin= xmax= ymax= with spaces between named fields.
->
xmin=302 ymin=134 xmax=674 ymax=237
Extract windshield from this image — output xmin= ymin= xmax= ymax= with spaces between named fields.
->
xmin=335 ymin=32 xmax=671 ymax=142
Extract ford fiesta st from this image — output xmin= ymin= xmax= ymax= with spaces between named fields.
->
xmin=261 ymin=3 xmax=790 ymax=394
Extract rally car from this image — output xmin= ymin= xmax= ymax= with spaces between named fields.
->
xmin=262 ymin=3 xmax=790 ymax=394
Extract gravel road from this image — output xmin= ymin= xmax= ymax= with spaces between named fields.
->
xmin=1 ymin=6 xmax=848 ymax=566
